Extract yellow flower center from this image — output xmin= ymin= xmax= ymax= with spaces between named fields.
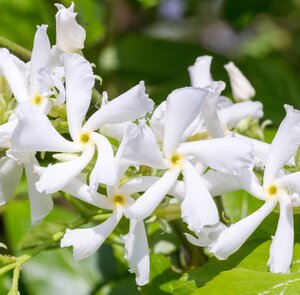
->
xmin=31 ymin=94 xmax=43 ymax=105
xmin=79 ymin=132 xmax=91 ymax=145
xmin=170 ymin=153 xmax=182 ymax=167
xmin=267 ymin=184 xmax=278 ymax=197
xmin=112 ymin=194 xmax=126 ymax=207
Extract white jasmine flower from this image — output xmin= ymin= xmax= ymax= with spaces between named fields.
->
xmin=224 ymin=61 xmax=256 ymax=102
xmin=55 ymin=2 xmax=86 ymax=53
xmin=12 ymin=53 xmax=153 ymax=194
xmin=206 ymin=105 xmax=300 ymax=273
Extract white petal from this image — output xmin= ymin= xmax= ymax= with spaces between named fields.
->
xmin=210 ymin=199 xmax=277 ymax=259
xmin=219 ymin=101 xmax=263 ymax=129
xmin=163 ymin=87 xmax=207 ymax=156
xmin=12 ymin=103 xmax=80 ymax=152
xmin=55 ymin=2 xmax=86 ymax=53
xmin=150 ymin=101 xmax=166 ymax=142
xmin=185 ymin=222 xmax=227 ymax=247
xmin=61 ymin=210 xmax=122 ymax=260
xmin=178 ymin=136 xmax=254 ymax=175
xmin=264 ymin=105 xmax=300 ymax=186
xmin=276 ymin=172 xmax=300 ymax=196
xmin=62 ymin=53 xmax=95 ymax=140
xmin=89 ymin=133 xmax=116 ymax=192
xmin=224 ymin=62 xmax=255 ymax=101
xmin=0 ymin=48 xmax=29 ymax=102
xmin=62 ymin=175 xmax=113 ymax=210
xmin=268 ymin=195 xmax=294 ymax=273
xmin=201 ymin=81 xmax=226 ymax=138
xmin=0 ymin=119 xmax=18 ymax=147
xmin=0 ymin=156 xmax=23 ymax=205
xmin=181 ymin=160 xmax=219 ymax=233
xmin=29 ymin=25 xmax=50 ymax=97
xmin=188 ymin=56 xmax=213 ymax=88
xmin=36 ymin=145 xmax=95 ymax=194
xmin=124 ymin=168 xmax=180 ymax=221
xmin=100 ymin=122 xmax=131 ymax=140
xmin=118 ymin=122 xmax=167 ymax=169
xmin=24 ymin=159 xmax=53 ymax=224
xmin=84 ymin=82 xmax=154 ymax=131
xmin=123 ymin=220 xmax=150 ymax=286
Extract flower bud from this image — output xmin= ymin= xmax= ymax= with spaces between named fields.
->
xmin=55 ymin=2 xmax=86 ymax=53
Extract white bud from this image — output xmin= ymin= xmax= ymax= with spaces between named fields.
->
xmin=55 ymin=2 xmax=86 ymax=53
xmin=224 ymin=62 xmax=255 ymax=102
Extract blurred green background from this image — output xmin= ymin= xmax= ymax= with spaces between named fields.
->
xmin=1 ymin=0 xmax=300 ymax=294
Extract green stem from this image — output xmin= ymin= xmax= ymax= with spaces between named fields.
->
xmin=7 ymin=263 xmax=21 ymax=295
xmin=62 ymin=192 xmax=91 ymax=219
xmin=0 ymin=36 xmax=31 ymax=61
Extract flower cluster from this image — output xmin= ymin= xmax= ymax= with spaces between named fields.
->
xmin=1 ymin=2 xmax=300 ymax=286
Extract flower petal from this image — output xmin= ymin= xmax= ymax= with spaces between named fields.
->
xmin=84 ymin=82 xmax=154 ymax=131
xmin=0 ymin=156 xmax=23 ymax=205
xmin=219 ymin=101 xmax=263 ymax=129
xmin=163 ymin=87 xmax=207 ymax=156
xmin=24 ymin=159 xmax=53 ymax=224
xmin=264 ymin=105 xmax=300 ymax=186
xmin=89 ymin=133 xmax=116 ymax=192
xmin=224 ymin=62 xmax=255 ymax=101
xmin=276 ymin=172 xmax=300 ymax=196
xmin=188 ymin=56 xmax=213 ymax=88
xmin=0 ymin=48 xmax=28 ymax=102
xmin=12 ymin=103 xmax=80 ymax=152
xmin=0 ymin=119 xmax=18 ymax=148
xmin=268 ymin=195 xmax=294 ymax=273
xmin=150 ymin=101 xmax=166 ymax=142
xmin=181 ymin=160 xmax=219 ymax=233
xmin=62 ymin=53 xmax=94 ymax=140
xmin=36 ymin=145 xmax=95 ymax=194
xmin=178 ymin=136 xmax=254 ymax=175
xmin=119 ymin=122 xmax=167 ymax=169
xmin=124 ymin=168 xmax=180 ymax=221
xmin=210 ymin=199 xmax=277 ymax=259
xmin=61 ymin=210 xmax=122 ymax=260
xmin=29 ymin=25 xmax=50 ymax=97
xmin=55 ymin=2 xmax=86 ymax=52
xmin=123 ymin=220 xmax=150 ymax=286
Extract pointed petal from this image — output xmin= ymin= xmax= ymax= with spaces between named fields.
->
xmin=264 ymin=105 xmax=300 ymax=186
xmin=219 ymin=101 xmax=263 ymax=129
xmin=188 ymin=56 xmax=213 ymax=88
xmin=163 ymin=87 xmax=207 ymax=156
xmin=224 ymin=62 xmax=255 ymax=101
xmin=12 ymin=103 xmax=80 ymax=152
xmin=268 ymin=195 xmax=294 ymax=273
xmin=85 ymin=82 xmax=154 ymax=131
xmin=36 ymin=145 xmax=95 ymax=194
xmin=276 ymin=172 xmax=300 ymax=196
xmin=100 ymin=122 xmax=131 ymax=140
xmin=125 ymin=168 xmax=180 ymax=221
xmin=201 ymin=81 xmax=226 ymax=138
xmin=62 ymin=175 xmax=113 ymax=210
xmin=89 ymin=133 xmax=116 ymax=192
xmin=29 ymin=25 xmax=50 ymax=97
xmin=150 ymin=101 xmax=166 ymax=142
xmin=123 ymin=220 xmax=150 ymax=286
xmin=55 ymin=2 xmax=86 ymax=52
xmin=0 ymin=119 xmax=18 ymax=147
xmin=61 ymin=210 xmax=122 ymax=260
xmin=119 ymin=122 xmax=167 ymax=169
xmin=24 ymin=159 xmax=53 ymax=224
xmin=62 ymin=53 xmax=94 ymax=140
xmin=0 ymin=48 xmax=28 ymax=102
xmin=210 ymin=199 xmax=277 ymax=259
xmin=178 ymin=136 xmax=254 ymax=175
xmin=0 ymin=156 xmax=23 ymax=205
xmin=181 ymin=160 xmax=219 ymax=233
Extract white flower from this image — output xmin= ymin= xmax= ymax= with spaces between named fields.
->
xmin=224 ymin=61 xmax=256 ymax=102
xmin=12 ymin=53 xmax=153 ymax=194
xmin=123 ymin=87 xmax=254 ymax=234
xmin=55 ymin=2 xmax=86 ymax=53
xmin=206 ymin=105 xmax=300 ymax=273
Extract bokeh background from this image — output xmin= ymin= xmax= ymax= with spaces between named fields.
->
xmin=1 ymin=0 xmax=300 ymax=294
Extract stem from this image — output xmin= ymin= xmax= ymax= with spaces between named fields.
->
xmin=0 ymin=36 xmax=31 ymax=61
xmin=62 ymin=192 xmax=91 ymax=219
xmin=7 ymin=263 xmax=21 ymax=295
